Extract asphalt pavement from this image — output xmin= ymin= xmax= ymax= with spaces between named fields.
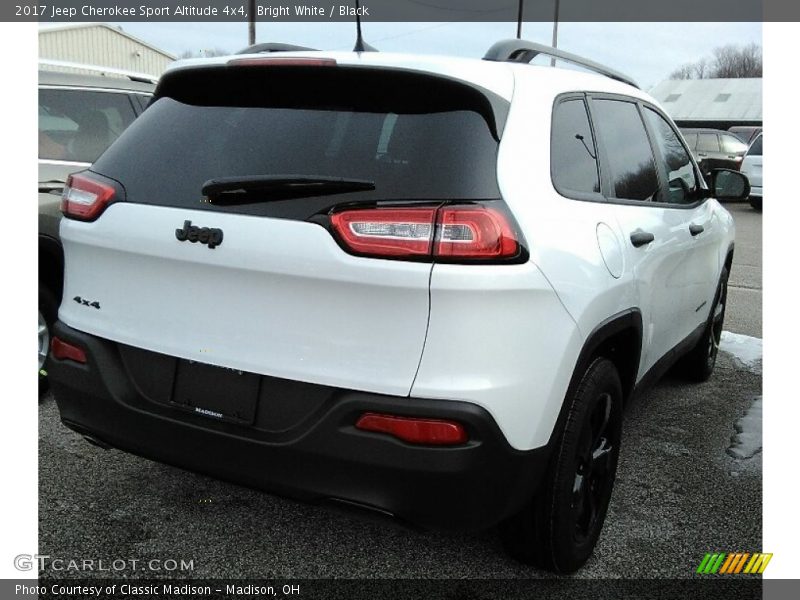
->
xmin=38 ymin=202 xmax=762 ymax=580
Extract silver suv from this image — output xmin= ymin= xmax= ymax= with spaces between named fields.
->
xmin=38 ymin=63 xmax=155 ymax=391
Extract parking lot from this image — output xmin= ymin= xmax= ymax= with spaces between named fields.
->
xmin=38 ymin=202 xmax=762 ymax=580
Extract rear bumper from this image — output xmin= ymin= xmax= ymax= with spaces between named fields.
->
xmin=49 ymin=321 xmax=550 ymax=531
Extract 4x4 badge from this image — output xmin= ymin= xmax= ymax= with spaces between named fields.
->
xmin=175 ymin=220 xmax=223 ymax=249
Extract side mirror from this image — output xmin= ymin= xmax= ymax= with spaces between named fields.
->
xmin=711 ymin=169 xmax=751 ymax=201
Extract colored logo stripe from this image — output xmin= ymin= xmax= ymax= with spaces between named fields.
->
xmin=698 ymin=552 xmax=772 ymax=574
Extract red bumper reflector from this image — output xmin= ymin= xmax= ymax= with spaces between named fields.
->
xmin=355 ymin=413 xmax=468 ymax=446
xmin=50 ymin=337 xmax=87 ymax=364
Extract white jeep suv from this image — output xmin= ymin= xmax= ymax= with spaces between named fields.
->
xmin=49 ymin=41 xmax=747 ymax=573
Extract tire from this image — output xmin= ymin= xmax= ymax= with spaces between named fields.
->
xmin=678 ymin=267 xmax=728 ymax=382
xmin=38 ymin=283 xmax=58 ymax=395
xmin=500 ymin=357 xmax=623 ymax=573
xmin=750 ymin=197 xmax=762 ymax=211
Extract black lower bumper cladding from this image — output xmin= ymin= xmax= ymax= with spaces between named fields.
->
xmin=49 ymin=321 xmax=549 ymax=531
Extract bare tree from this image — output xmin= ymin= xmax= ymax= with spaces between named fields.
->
xmin=669 ymin=63 xmax=695 ymax=80
xmin=668 ymin=43 xmax=761 ymax=79
xmin=694 ymin=58 xmax=709 ymax=79
xmin=179 ymin=47 xmax=230 ymax=59
xmin=710 ymin=43 xmax=762 ymax=78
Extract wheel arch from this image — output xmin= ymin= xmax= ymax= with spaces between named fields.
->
xmin=542 ymin=309 xmax=642 ymax=453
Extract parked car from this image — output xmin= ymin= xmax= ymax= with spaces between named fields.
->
xmin=728 ymin=125 xmax=762 ymax=145
xmin=38 ymin=62 xmax=155 ymax=392
xmin=740 ymin=133 xmax=763 ymax=210
xmin=48 ymin=41 xmax=747 ymax=572
xmin=680 ymin=127 xmax=749 ymax=182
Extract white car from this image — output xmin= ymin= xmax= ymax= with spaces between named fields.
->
xmin=48 ymin=41 xmax=747 ymax=572
xmin=740 ymin=133 xmax=763 ymax=210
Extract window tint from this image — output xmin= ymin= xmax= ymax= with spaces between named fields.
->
xmin=39 ymin=89 xmax=137 ymax=163
xmin=92 ymin=70 xmax=503 ymax=218
xmin=748 ymin=135 xmax=762 ymax=156
xmin=592 ymin=99 xmax=658 ymax=201
xmin=551 ymin=99 xmax=600 ymax=196
xmin=644 ymin=108 xmax=698 ymax=204
xmin=720 ymin=134 xmax=748 ymax=154
xmin=696 ymin=133 xmax=720 ymax=153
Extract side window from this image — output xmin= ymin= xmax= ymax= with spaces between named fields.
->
xmin=643 ymin=108 xmax=699 ymax=205
xmin=696 ymin=133 xmax=720 ymax=153
xmin=132 ymin=93 xmax=152 ymax=112
xmin=720 ymin=134 xmax=748 ymax=155
xmin=682 ymin=132 xmax=697 ymax=150
xmin=591 ymin=99 xmax=659 ymax=202
xmin=38 ymin=88 xmax=137 ymax=163
xmin=748 ymin=135 xmax=762 ymax=156
xmin=551 ymin=99 xmax=600 ymax=196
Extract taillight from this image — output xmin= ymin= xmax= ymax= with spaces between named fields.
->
xmin=355 ymin=413 xmax=468 ymax=446
xmin=50 ymin=337 xmax=87 ymax=364
xmin=330 ymin=208 xmax=436 ymax=258
xmin=329 ymin=204 xmax=522 ymax=262
xmin=61 ymin=173 xmax=116 ymax=221
xmin=435 ymin=206 xmax=519 ymax=259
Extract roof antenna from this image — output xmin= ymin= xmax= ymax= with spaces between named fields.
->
xmin=516 ymin=0 xmax=524 ymax=39
xmin=353 ymin=0 xmax=377 ymax=52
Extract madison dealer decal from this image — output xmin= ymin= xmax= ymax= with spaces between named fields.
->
xmin=696 ymin=552 xmax=772 ymax=574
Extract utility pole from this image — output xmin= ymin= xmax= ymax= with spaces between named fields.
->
xmin=248 ymin=0 xmax=256 ymax=45
xmin=516 ymin=0 xmax=524 ymax=39
xmin=551 ymin=0 xmax=560 ymax=66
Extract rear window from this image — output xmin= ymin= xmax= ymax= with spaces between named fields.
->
xmin=720 ymin=134 xmax=748 ymax=154
xmin=92 ymin=66 xmax=506 ymax=218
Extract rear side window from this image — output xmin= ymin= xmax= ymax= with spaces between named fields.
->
xmin=551 ymin=99 xmax=600 ymax=196
xmin=697 ymin=133 xmax=720 ymax=153
xmin=748 ymin=135 xmax=762 ymax=156
xmin=92 ymin=67 xmax=506 ymax=218
xmin=643 ymin=108 xmax=698 ymax=205
xmin=38 ymin=88 xmax=137 ymax=163
xmin=591 ymin=99 xmax=658 ymax=202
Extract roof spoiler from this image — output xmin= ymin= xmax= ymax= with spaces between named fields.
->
xmin=483 ymin=39 xmax=638 ymax=89
xmin=38 ymin=59 xmax=158 ymax=84
xmin=236 ymin=43 xmax=318 ymax=54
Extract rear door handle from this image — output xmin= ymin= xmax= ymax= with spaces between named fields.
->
xmin=630 ymin=230 xmax=655 ymax=248
xmin=689 ymin=223 xmax=705 ymax=236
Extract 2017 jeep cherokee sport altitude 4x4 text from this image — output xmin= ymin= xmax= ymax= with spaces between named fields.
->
xmin=49 ymin=41 xmax=747 ymax=573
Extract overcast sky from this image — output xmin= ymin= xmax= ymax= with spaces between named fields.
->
xmin=92 ymin=21 xmax=763 ymax=89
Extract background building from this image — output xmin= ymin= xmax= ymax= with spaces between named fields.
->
xmin=650 ymin=78 xmax=762 ymax=130
xmin=39 ymin=23 xmax=175 ymax=77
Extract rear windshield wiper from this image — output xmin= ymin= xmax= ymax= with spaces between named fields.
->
xmin=201 ymin=175 xmax=375 ymax=205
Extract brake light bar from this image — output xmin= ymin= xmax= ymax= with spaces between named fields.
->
xmin=227 ymin=57 xmax=337 ymax=67
xmin=355 ymin=413 xmax=468 ymax=446
xmin=61 ymin=173 xmax=116 ymax=221
xmin=330 ymin=204 xmax=522 ymax=261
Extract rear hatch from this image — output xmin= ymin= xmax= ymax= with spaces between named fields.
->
xmin=58 ymin=58 xmax=508 ymax=397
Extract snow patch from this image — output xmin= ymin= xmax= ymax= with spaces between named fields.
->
xmin=727 ymin=396 xmax=762 ymax=460
xmin=719 ymin=331 xmax=762 ymax=371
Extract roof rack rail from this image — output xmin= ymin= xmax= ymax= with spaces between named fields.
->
xmin=237 ymin=43 xmax=318 ymax=55
xmin=483 ymin=39 xmax=638 ymax=89
xmin=38 ymin=59 xmax=158 ymax=84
